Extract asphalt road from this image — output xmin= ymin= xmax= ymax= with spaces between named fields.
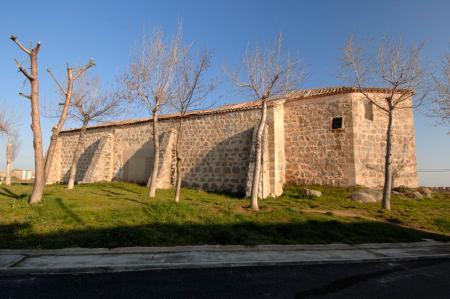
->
xmin=1 ymin=259 xmax=449 ymax=298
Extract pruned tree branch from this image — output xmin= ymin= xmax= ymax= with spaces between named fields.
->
xmin=73 ymin=59 xmax=96 ymax=80
xmin=47 ymin=68 xmax=66 ymax=95
xmin=18 ymin=92 xmax=32 ymax=100
xmin=9 ymin=35 xmax=31 ymax=55
xmin=14 ymin=59 xmax=34 ymax=81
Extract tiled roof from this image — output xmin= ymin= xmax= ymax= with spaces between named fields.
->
xmin=61 ymin=86 xmax=410 ymax=133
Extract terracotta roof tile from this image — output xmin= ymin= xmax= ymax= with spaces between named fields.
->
xmin=61 ymin=86 xmax=411 ymax=133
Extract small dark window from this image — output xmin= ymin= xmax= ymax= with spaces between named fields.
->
xmin=332 ymin=117 xmax=343 ymax=130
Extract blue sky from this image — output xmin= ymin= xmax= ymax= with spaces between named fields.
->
xmin=0 ymin=0 xmax=449 ymax=186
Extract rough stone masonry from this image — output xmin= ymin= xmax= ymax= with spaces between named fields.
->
xmin=47 ymin=87 xmax=419 ymax=197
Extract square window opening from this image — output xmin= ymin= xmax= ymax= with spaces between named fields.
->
xmin=332 ymin=117 xmax=343 ymax=130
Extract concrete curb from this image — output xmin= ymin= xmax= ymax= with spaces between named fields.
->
xmin=2 ymin=254 xmax=450 ymax=277
xmin=1 ymin=241 xmax=449 ymax=276
xmin=1 ymin=240 xmax=447 ymax=255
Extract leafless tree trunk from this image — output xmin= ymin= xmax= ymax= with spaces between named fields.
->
xmin=231 ymin=35 xmax=302 ymax=211
xmin=342 ymin=36 xmax=428 ymax=211
xmin=250 ymin=100 xmax=267 ymax=210
xmin=382 ymin=107 xmax=394 ymax=210
xmin=119 ymin=26 xmax=184 ymax=199
xmin=44 ymin=60 xmax=95 ymax=182
xmin=5 ymin=143 xmax=12 ymax=186
xmin=10 ymin=35 xmax=44 ymax=204
xmin=67 ymin=119 xmax=88 ymax=190
xmin=147 ymin=109 xmax=159 ymax=197
xmin=174 ymin=118 xmax=183 ymax=203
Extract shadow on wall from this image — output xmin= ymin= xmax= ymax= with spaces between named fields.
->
xmin=116 ymin=139 xmax=155 ymax=184
xmin=182 ymin=128 xmax=254 ymax=197
xmin=0 ymin=219 xmax=448 ymax=249
xmin=361 ymin=135 xmax=415 ymax=187
xmin=62 ymin=140 xmax=101 ymax=183
xmin=61 ymin=128 xmax=254 ymax=195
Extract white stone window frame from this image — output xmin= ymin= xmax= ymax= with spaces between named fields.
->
xmin=331 ymin=116 xmax=345 ymax=131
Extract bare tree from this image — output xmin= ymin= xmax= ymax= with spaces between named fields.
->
xmin=120 ymin=26 xmax=184 ymax=198
xmin=66 ymin=75 xmax=121 ymax=189
xmin=342 ymin=36 xmax=428 ymax=210
xmin=10 ymin=35 xmax=45 ymax=204
xmin=0 ymin=110 xmax=8 ymax=135
xmin=231 ymin=35 xmax=302 ymax=211
xmin=0 ymin=116 xmax=5 ymax=134
xmin=0 ymin=118 xmax=7 ymax=186
xmin=431 ymin=53 xmax=450 ymax=131
xmin=44 ymin=59 xmax=95 ymax=183
xmin=5 ymin=142 xmax=12 ymax=186
xmin=6 ymin=136 xmax=20 ymax=186
xmin=171 ymin=49 xmax=214 ymax=203
xmin=0 ymin=108 xmax=21 ymax=187
xmin=0 ymin=113 xmax=7 ymax=173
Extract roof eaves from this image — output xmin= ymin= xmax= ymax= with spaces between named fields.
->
xmin=60 ymin=86 xmax=411 ymax=133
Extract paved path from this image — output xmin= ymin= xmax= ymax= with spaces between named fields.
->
xmin=1 ymin=240 xmax=449 ymax=275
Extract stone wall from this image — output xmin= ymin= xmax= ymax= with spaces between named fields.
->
xmin=82 ymin=132 xmax=115 ymax=183
xmin=49 ymin=107 xmax=286 ymax=196
xmin=284 ymin=94 xmax=356 ymax=186
xmin=351 ymin=93 xmax=418 ymax=188
xmin=54 ymin=126 xmax=114 ymax=184
xmin=48 ymin=90 xmax=419 ymax=194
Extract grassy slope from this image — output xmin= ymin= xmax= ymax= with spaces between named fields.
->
xmin=0 ymin=182 xmax=448 ymax=249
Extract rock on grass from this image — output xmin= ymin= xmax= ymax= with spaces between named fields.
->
xmin=303 ymin=188 xmax=322 ymax=198
xmin=349 ymin=189 xmax=382 ymax=203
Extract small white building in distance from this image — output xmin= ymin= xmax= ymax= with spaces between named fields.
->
xmin=12 ymin=169 xmax=33 ymax=181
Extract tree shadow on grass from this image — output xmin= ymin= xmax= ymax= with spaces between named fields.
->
xmin=98 ymin=188 xmax=148 ymax=206
xmin=123 ymin=198 xmax=148 ymax=206
xmin=99 ymin=188 xmax=126 ymax=197
xmin=0 ymin=187 xmax=28 ymax=200
xmin=0 ymin=219 xmax=448 ymax=249
xmin=387 ymin=218 xmax=403 ymax=225
xmin=54 ymin=198 xmax=86 ymax=226
xmin=109 ymin=184 xmax=142 ymax=195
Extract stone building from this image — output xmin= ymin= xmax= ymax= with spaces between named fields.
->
xmin=48 ymin=87 xmax=419 ymax=196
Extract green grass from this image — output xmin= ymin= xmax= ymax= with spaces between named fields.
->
xmin=0 ymin=182 xmax=449 ymax=249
